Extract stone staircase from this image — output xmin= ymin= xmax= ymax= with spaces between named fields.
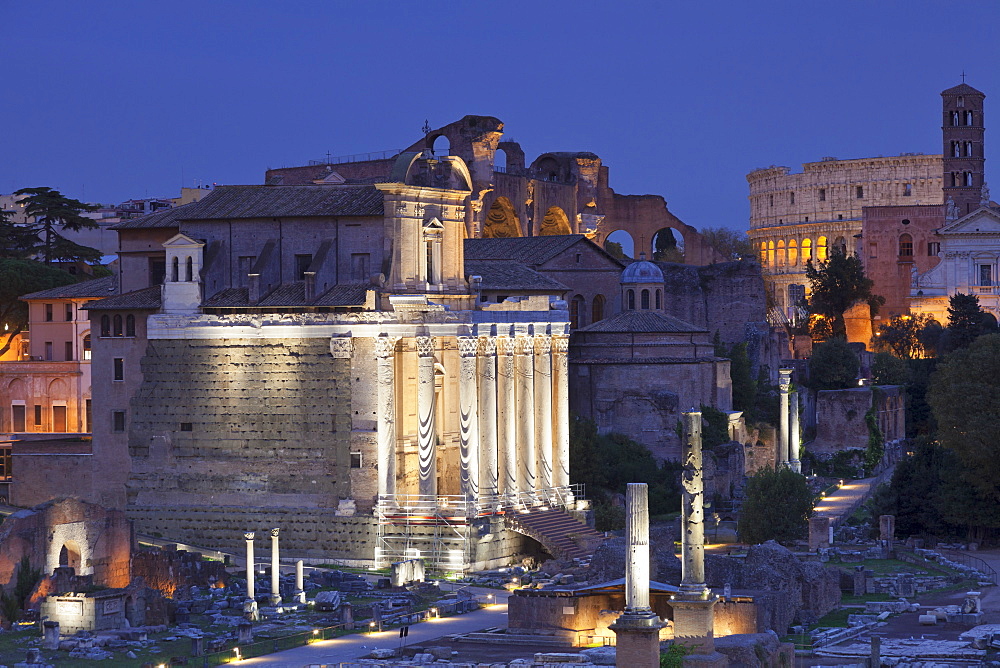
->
xmin=505 ymin=507 xmax=604 ymax=560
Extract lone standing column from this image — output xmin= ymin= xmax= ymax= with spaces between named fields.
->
xmin=551 ymin=334 xmax=570 ymax=489
xmin=458 ymin=337 xmax=481 ymax=500
xmin=514 ymin=334 xmax=536 ymax=495
xmin=295 ymin=560 xmax=305 ymax=604
xmin=375 ymin=335 xmax=400 ymax=499
xmin=610 ymin=483 xmax=663 ymax=667
xmin=416 ymin=335 xmax=437 ymax=497
xmin=478 ymin=337 xmax=499 ymax=497
xmin=534 ymin=335 xmax=553 ymax=490
xmin=244 ymin=532 xmax=255 ymax=603
xmin=790 ymin=387 xmax=801 ymax=474
xmin=497 ymin=336 xmax=517 ymax=496
xmin=778 ymin=369 xmax=793 ymax=467
xmin=269 ymin=528 xmax=281 ymax=605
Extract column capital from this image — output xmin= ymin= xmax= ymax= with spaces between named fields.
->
xmin=478 ymin=336 xmax=497 ymax=356
xmin=551 ymin=334 xmax=569 ymax=354
xmin=778 ymin=368 xmax=793 ymax=390
xmin=496 ymin=336 xmax=514 ymax=356
xmin=514 ymin=335 xmax=534 ymax=355
xmin=244 ymin=532 xmax=255 ymax=541
xmin=270 ymin=527 xmax=280 ymax=538
xmin=416 ymin=335 xmax=435 ymax=357
xmin=458 ymin=336 xmax=479 ymax=358
xmin=330 ymin=336 xmax=354 ymax=359
xmin=374 ymin=334 xmax=400 ymax=358
xmin=533 ymin=334 xmax=551 ymax=355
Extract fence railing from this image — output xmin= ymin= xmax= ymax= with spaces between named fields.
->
xmin=940 ymin=549 xmax=999 ymax=585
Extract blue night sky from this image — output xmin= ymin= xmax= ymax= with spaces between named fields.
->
xmin=2 ymin=1 xmax=999 ymax=235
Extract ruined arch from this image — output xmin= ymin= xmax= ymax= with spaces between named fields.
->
xmin=429 ymin=134 xmax=451 ymax=157
xmin=606 ymin=229 xmax=635 ymax=260
xmin=482 ymin=197 xmax=522 ymax=238
xmin=652 ymin=227 xmax=683 ymax=262
xmin=539 ymin=206 xmax=572 ymax=236
xmin=59 ymin=541 xmax=82 ymax=573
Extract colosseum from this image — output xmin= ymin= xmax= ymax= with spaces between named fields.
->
xmin=747 ymin=154 xmax=943 ymax=314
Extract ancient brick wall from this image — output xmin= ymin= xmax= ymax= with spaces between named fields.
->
xmin=11 ymin=446 xmax=92 ymax=508
xmin=125 ymin=337 xmax=354 ymax=550
xmin=811 ymin=388 xmax=873 ymax=455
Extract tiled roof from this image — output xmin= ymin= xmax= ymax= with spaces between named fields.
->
xmin=111 ymin=185 xmax=384 ymax=230
xmin=203 ymin=287 xmax=248 ymax=307
xmin=20 ymin=275 xmax=117 ymax=300
xmin=465 ymin=259 xmax=567 ymax=292
xmin=465 ymin=235 xmax=622 ymax=267
xmin=577 ymin=310 xmax=705 ymax=333
xmin=203 ymin=282 xmax=369 ymax=308
xmin=313 ymin=283 xmax=369 ymax=307
xmin=942 ymin=83 xmax=984 ymax=96
xmin=83 ymin=286 xmax=162 ymax=310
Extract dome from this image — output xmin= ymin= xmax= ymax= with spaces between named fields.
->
xmin=620 ymin=253 xmax=664 ymax=284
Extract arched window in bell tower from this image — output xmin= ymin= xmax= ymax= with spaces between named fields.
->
xmin=966 ymin=142 xmax=974 ymax=157
xmin=966 ymin=111 xmax=974 ymax=126
xmin=965 ymin=172 xmax=974 ymax=187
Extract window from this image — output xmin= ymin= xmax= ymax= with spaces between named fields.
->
xmin=34 ymin=405 xmax=42 ymax=427
xmin=817 ymin=236 xmax=828 ymax=262
xmin=64 ymin=341 xmax=73 ymax=361
xmin=113 ymin=315 xmax=123 ymax=337
xmin=495 ymin=295 xmax=509 ymax=303
xmin=655 ymin=290 xmax=662 ymax=310
xmin=45 ymin=304 xmax=53 ymax=322
xmin=801 ymin=238 xmax=812 ymax=262
xmin=790 ymin=192 xmax=795 ymax=205
xmin=819 ymin=188 xmax=826 ymax=202
xmin=965 ymin=172 xmax=974 ymax=187
xmin=904 ymin=184 xmax=912 ymax=197
xmin=958 ymin=96 xmax=965 ymax=108
xmin=966 ymin=111 xmax=974 ymax=126
xmin=592 ymin=294 xmax=605 ymax=323
xmin=980 ymin=264 xmax=993 ymax=287
xmin=901 ymin=218 xmax=911 ymax=225
xmin=125 ymin=315 xmax=135 ymax=337
xmin=575 ymin=253 xmax=582 ymax=264
xmin=351 ymin=254 xmax=370 ymax=282
xmin=295 ymin=254 xmax=313 ymax=281
xmin=928 ymin=241 xmax=941 ymax=256
xmin=869 ymin=243 xmax=878 ymax=259
xmin=350 ymin=452 xmax=363 ymax=469
xmin=11 ymin=405 xmax=25 ymax=433
xmin=112 ymin=411 xmax=126 ymax=433
xmin=83 ymin=335 xmax=91 ymax=361
xmin=627 ymin=290 xmax=635 ymax=311
xmin=237 ymin=256 xmax=256 ymax=287
xmin=101 ymin=315 xmax=111 ymax=337
xmin=85 ymin=399 xmax=91 ymax=433
xmin=641 ymin=289 xmax=650 ymax=310
xmin=149 ymin=258 xmax=166 ymax=286
xmin=570 ymin=295 xmax=586 ymax=328
xmin=180 ymin=422 xmax=193 ymax=432
xmin=44 ymin=342 xmax=53 ymax=361
xmin=953 ymin=141 xmax=961 ymax=157
xmin=171 ymin=256 xmax=179 ymax=282
xmin=65 ymin=303 xmax=73 ymax=321
xmin=113 ymin=358 xmax=124 ymax=381
xmin=788 ymin=284 xmax=806 ymax=309
xmin=769 ymin=195 xmax=774 ymax=207
xmin=899 ymin=234 xmax=913 ymax=257
xmin=856 ymin=186 xmax=864 ymax=199
xmin=838 ymin=214 xmax=843 ymax=220
xmin=966 ymin=142 xmax=974 ymax=157
xmin=185 ymin=256 xmax=193 ymax=282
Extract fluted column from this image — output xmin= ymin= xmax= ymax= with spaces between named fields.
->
xmin=534 ymin=335 xmax=553 ymax=490
xmin=244 ymin=532 xmax=255 ymax=603
xmin=458 ymin=337 xmax=480 ymax=500
xmin=551 ymin=334 xmax=570 ymax=489
xmin=790 ymin=388 xmax=801 ymax=474
xmin=416 ymin=336 xmax=437 ymax=497
xmin=269 ymin=528 xmax=281 ymax=605
xmin=778 ymin=369 xmax=792 ymax=468
xmin=478 ymin=337 xmax=499 ymax=497
xmin=681 ymin=411 xmax=707 ymax=593
xmin=375 ymin=335 xmax=400 ymax=498
xmin=515 ymin=334 xmax=536 ymax=494
xmin=496 ymin=336 xmax=517 ymax=496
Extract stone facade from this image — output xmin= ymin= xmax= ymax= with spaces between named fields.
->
xmin=811 ymin=386 xmax=905 ymax=456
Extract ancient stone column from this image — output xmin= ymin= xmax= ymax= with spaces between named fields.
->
xmin=416 ymin=336 xmax=437 ymax=497
xmin=514 ymin=334 xmax=536 ymax=494
xmin=671 ymin=411 xmax=725 ymax=662
xmin=790 ymin=388 xmax=801 ymax=474
xmin=295 ymin=559 xmax=305 ymax=604
xmin=610 ymin=483 xmax=663 ymax=668
xmin=244 ymin=532 xmax=255 ymax=603
xmin=534 ymin=335 xmax=553 ymax=490
xmin=478 ymin=337 xmax=499 ymax=497
xmin=778 ymin=369 xmax=792 ymax=467
xmin=551 ymin=334 xmax=570 ymax=489
xmin=496 ymin=336 xmax=517 ymax=496
xmin=375 ymin=335 xmax=400 ymax=499
xmin=458 ymin=337 xmax=481 ymax=500
xmin=270 ymin=528 xmax=281 ymax=605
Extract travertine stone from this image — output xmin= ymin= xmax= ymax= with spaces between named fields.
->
xmin=458 ymin=337 xmax=480 ymax=498
xmin=778 ymin=369 xmax=792 ymax=467
xmin=681 ymin=411 xmax=707 ymax=592
xmin=416 ymin=336 xmax=436 ymax=496
xmin=496 ymin=336 xmax=517 ymax=495
xmin=551 ymin=334 xmax=570 ymax=488
xmin=515 ymin=334 xmax=536 ymax=493
xmin=624 ymin=483 xmax=651 ymax=612
xmin=375 ymin=335 xmax=400 ymax=498
xmin=478 ymin=337 xmax=499 ymax=496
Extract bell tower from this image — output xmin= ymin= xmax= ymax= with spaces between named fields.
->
xmin=942 ymin=82 xmax=986 ymax=216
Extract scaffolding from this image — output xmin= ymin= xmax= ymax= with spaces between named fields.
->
xmin=374 ymin=485 xmax=583 ymax=572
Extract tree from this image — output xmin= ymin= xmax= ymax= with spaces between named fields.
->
xmin=700 ymin=226 xmax=753 ymax=261
xmin=872 ymin=313 xmax=937 ymax=359
xmin=871 ymin=352 xmax=909 ymax=386
xmin=805 ymin=249 xmax=884 ymax=339
xmin=605 ymin=240 xmax=625 ymax=261
xmin=927 ymin=334 xmax=1000 ymax=501
xmin=944 ymin=292 xmax=992 ymax=351
xmin=737 ymin=467 xmax=812 ymax=544
xmin=13 ymin=187 xmax=99 ymax=264
xmin=0 ymin=259 xmax=77 ymax=357
xmin=652 ymin=229 xmax=684 ymax=263
xmin=807 ymin=338 xmax=860 ymax=390
xmin=728 ymin=342 xmax=757 ymax=415
xmin=0 ymin=207 xmax=38 ymax=260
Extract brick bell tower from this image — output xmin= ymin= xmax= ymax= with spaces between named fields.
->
xmin=942 ymin=82 xmax=986 ymax=216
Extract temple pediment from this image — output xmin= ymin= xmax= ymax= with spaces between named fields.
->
xmin=939 ymin=208 xmax=1000 ymax=235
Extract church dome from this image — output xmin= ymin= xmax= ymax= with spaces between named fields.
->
xmin=620 ymin=253 xmax=664 ymax=284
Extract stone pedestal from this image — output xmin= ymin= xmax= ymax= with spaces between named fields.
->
xmin=190 ymin=636 xmax=204 ymax=657
xmin=809 ymin=516 xmax=831 ymax=551
xmin=42 ymin=621 xmax=59 ymax=650
xmin=609 ymin=613 xmax=663 ymax=668
xmin=879 ymin=515 xmax=896 ymax=543
xmin=672 ymin=597 xmax=727 ymax=667
xmin=238 ymin=622 xmax=253 ymax=644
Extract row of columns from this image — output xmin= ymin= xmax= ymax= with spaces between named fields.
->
xmin=243 ymin=529 xmax=306 ymax=613
xmin=778 ymin=368 xmax=801 ymax=473
xmin=376 ymin=332 xmax=569 ymax=500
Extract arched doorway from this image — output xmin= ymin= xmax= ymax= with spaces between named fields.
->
xmin=59 ymin=541 xmax=82 ymax=573
xmin=482 ymin=197 xmax=522 ymax=238
xmin=539 ymin=206 xmax=572 ymax=236
xmin=605 ymin=230 xmax=634 ymax=260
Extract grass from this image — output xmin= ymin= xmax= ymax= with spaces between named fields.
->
xmin=834 ymin=558 xmax=943 ymax=576
xmin=840 ymin=592 xmax=895 ymax=605
xmin=816 ymin=608 xmax=852 ymax=628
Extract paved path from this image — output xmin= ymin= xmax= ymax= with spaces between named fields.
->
xmin=239 ymin=586 xmax=510 ymax=667
xmin=812 ymin=476 xmax=878 ymax=526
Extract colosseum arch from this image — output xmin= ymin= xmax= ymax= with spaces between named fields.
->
xmin=482 ymin=197 xmax=522 ymax=238
xmin=539 ymin=206 xmax=572 ymax=236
